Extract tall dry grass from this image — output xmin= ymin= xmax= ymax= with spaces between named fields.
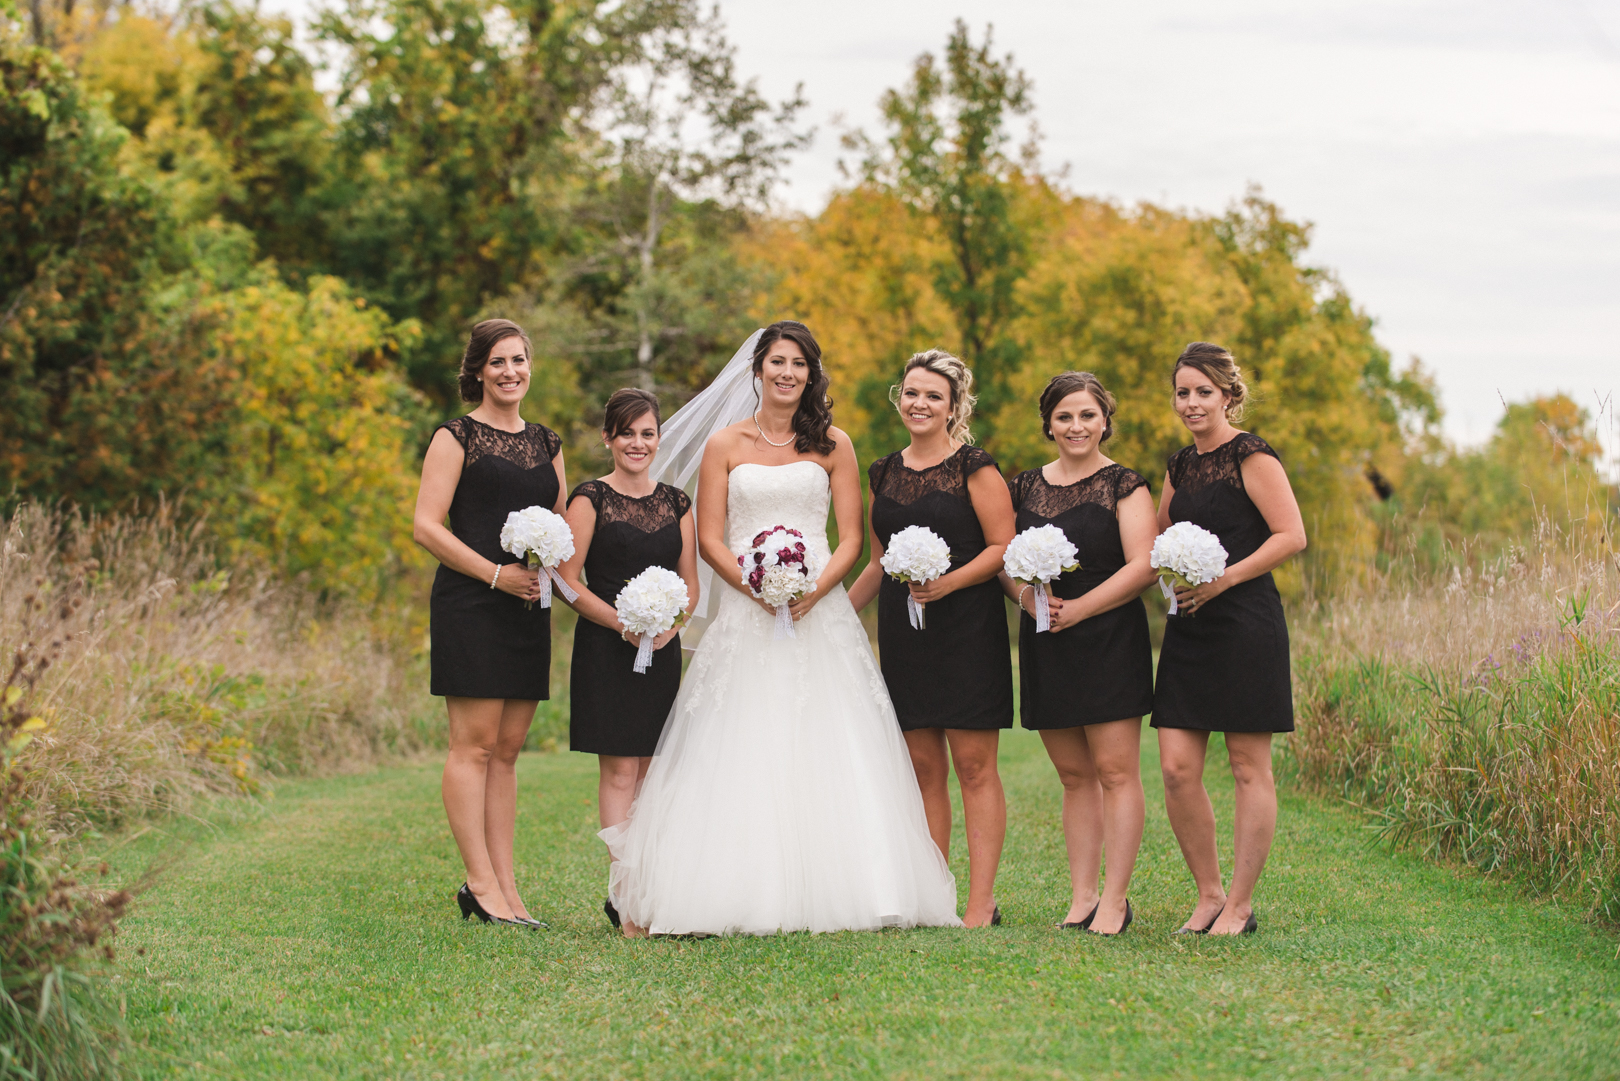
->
xmin=1 ymin=502 xmax=439 ymax=835
xmin=1290 ymin=523 xmax=1620 ymax=920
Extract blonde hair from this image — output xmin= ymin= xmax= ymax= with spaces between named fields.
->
xmin=890 ymin=350 xmax=978 ymax=445
xmin=1172 ymin=341 xmax=1249 ymax=422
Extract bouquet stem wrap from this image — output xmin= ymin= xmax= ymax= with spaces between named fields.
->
xmin=1032 ymin=585 xmax=1052 ymax=632
xmin=532 ymin=560 xmax=579 ymax=610
xmin=632 ymin=634 xmax=657 ymax=673
xmin=1159 ymin=576 xmax=1180 ymax=615
xmin=905 ymin=594 xmax=927 ymax=630
xmin=774 ymin=603 xmax=795 ymax=639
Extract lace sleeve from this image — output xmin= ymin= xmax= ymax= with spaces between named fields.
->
xmin=1166 ymin=446 xmax=1194 ymax=489
xmin=433 ymin=417 xmax=469 ymax=453
xmin=537 ymin=424 xmax=563 ymax=461
xmin=567 ymin=480 xmax=601 ymax=512
xmin=1114 ymin=467 xmax=1149 ymax=503
xmin=1007 ymin=469 xmax=1036 ymax=511
xmin=867 ymin=453 xmax=896 ymax=496
xmin=666 ymin=484 xmax=693 ymax=519
xmin=1233 ymin=432 xmax=1280 ymax=464
xmin=958 ymin=445 xmax=999 ymax=478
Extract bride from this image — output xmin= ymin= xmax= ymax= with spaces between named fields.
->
xmin=602 ymin=321 xmax=961 ymax=936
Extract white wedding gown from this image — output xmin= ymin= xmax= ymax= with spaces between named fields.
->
xmin=601 ymin=461 xmax=961 ymax=935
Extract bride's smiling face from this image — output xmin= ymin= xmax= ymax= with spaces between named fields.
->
xmin=758 ymin=339 xmax=809 ymax=408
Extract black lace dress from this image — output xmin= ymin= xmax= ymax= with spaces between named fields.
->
xmin=1152 ymin=433 xmax=1294 ymax=733
xmin=567 ymin=481 xmax=691 ymax=756
xmin=869 ymin=446 xmax=1014 ymax=731
xmin=429 ymin=417 xmax=562 ymax=700
xmin=1008 ymin=465 xmax=1155 ymax=729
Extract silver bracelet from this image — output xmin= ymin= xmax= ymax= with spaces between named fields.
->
xmin=490 ymin=564 xmax=502 ymax=590
xmin=1016 ymin=584 xmax=1032 ymax=611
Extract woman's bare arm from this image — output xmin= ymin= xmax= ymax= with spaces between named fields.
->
xmin=846 ymin=490 xmax=884 ymax=612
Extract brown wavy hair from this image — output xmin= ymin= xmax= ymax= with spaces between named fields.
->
xmin=1172 ymin=341 xmax=1249 ymax=422
xmin=752 ymin=321 xmax=835 ymax=455
xmin=458 ymin=319 xmax=531 ymax=404
xmin=1039 ymin=371 xmax=1116 ymax=443
xmin=601 ymin=387 xmax=661 ymax=438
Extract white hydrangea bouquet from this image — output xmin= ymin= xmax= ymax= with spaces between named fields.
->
xmin=615 ymin=566 xmax=690 ymax=673
xmin=499 ymin=506 xmax=579 ymax=609
xmin=879 ymin=525 xmax=952 ymax=630
xmin=738 ymin=526 xmax=821 ymax=639
xmin=1003 ymin=523 xmax=1080 ymax=632
xmin=1151 ymin=522 xmax=1228 ymax=616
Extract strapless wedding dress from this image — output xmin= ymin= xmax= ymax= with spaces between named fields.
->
xmin=601 ymin=461 xmax=961 ymax=935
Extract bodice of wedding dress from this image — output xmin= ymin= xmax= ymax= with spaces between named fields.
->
xmin=724 ymin=461 xmax=834 ymax=566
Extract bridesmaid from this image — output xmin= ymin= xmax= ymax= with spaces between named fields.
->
xmin=1153 ymin=342 xmax=1306 ymax=936
xmin=413 ymin=319 xmax=564 ymax=928
xmin=999 ymin=372 xmax=1157 ymax=936
xmin=556 ymin=389 xmax=699 ymax=930
xmin=848 ymin=350 xmax=1015 ymax=928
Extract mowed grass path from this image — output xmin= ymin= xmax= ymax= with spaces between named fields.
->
xmin=106 ymin=730 xmax=1619 ymax=1079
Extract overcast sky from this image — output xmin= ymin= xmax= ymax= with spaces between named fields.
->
xmin=268 ymin=0 xmax=1620 ymax=455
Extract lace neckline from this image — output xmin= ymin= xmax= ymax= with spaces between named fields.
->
xmin=1040 ymin=461 xmax=1117 ymax=488
xmin=898 ymin=444 xmax=965 ymax=473
xmin=1191 ymin=431 xmax=1247 ymax=457
xmin=464 ymin=414 xmax=528 ymax=435
xmin=596 ymin=478 xmax=660 ymax=501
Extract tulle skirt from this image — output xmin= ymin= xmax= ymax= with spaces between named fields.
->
xmin=601 ymin=583 xmax=961 ymax=935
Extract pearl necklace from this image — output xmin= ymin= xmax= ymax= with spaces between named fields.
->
xmin=753 ymin=412 xmax=795 ymax=447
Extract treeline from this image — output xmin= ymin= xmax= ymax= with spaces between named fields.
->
xmin=4 ymin=3 xmax=1613 ymax=599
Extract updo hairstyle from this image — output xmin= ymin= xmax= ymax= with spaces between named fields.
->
xmin=1039 ymin=371 xmax=1116 ymax=443
xmin=889 ymin=350 xmax=978 ymax=445
xmin=1172 ymin=341 xmax=1248 ymax=422
xmin=458 ymin=318 xmax=532 ymax=404
xmin=751 ymin=320 xmax=836 ymax=455
xmin=602 ymin=387 xmax=661 ymax=439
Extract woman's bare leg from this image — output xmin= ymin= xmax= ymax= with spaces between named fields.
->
xmin=598 ymin=754 xmax=649 ymax=830
xmin=1038 ymin=727 xmax=1102 ymax=924
xmin=1210 ymin=732 xmax=1276 ymax=935
xmin=904 ymin=728 xmax=953 ymax=860
xmin=602 ymin=756 xmax=652 ymax=937
xmin=483 ymin=699 xmax=537 ymax=919
xmin=1084 ymin=718 xmax=1145 ymax=934
xmin=443 ymin=696 xmax=516 ymax=920
xmin=1157 ymin=727 xmax=1226 ymax=932
xmin=947 ymin=729 xmax=1005 ymax=928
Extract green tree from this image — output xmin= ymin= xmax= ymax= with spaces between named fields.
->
xmin=575 ymin=2 xmax=807 ymax=392
xmin=79 ymin=5 xmax=331 ymax=268
xmin=313 ymin=0 xmax=690 ymax=401
xmin=859 ymin=19 xmax=1034 ymax=437
xmin=1 ymin=30 xmax=169 ymax=500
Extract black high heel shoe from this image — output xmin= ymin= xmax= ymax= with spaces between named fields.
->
xmin=1060 ymin=902 xmax=1099 ymax=930
xmin=604 ymin=897 xmax=622 ymax=929
xmin=1086 ymin=899 xmax=1132 ymax=937
xmin=990 ymin=906 xmax=1003 ymax=926
xmin=1172 ymin=906 xmax=1223 ymax=936
xmin=1241 ymin=911 xmax=1258 ymax=935
xmin=456 ymin=883 xmax=524 ymax=927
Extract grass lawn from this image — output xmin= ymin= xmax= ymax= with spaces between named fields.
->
xmin=104 ymin=728 xmax=1620 ymax=1079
